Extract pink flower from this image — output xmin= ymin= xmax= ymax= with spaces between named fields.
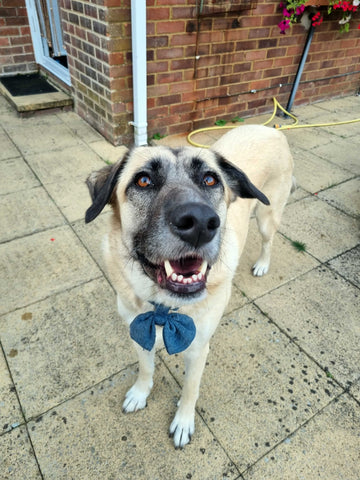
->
xmin=283 ymin=8 xmax=292 ymax=17
xmin=278 ymin=19 xmax=291 ymax=33
xmin=296 ymin=4 xmax=305 ymax=14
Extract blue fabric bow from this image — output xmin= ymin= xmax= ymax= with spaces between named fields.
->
xmin=130 ymin=303 xmax=196 ymax=355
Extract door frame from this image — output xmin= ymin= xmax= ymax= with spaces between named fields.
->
xmin=25 ymin=0 xmax=71 ymax=86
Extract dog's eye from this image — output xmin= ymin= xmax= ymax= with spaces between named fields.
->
xmin=203 ymin=173 xmax=218 ymax=187
xmin=136 ymin=174 xmax=152 ymax=188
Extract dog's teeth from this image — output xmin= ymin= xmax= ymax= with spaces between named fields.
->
xmin=200 ymin=261 xmax=208 ymax=276
xmin=177 ymin=275 xmax=183 ymax=282
xmin=171 ymin=273 xmax=177 ymax=282
xmin=198 ymin=273 xmax=203 ymax=281
xmin=164 ymin=260 xmax=174 ymax=278
xmin=192 ymin=274 xmax=198 ymax=281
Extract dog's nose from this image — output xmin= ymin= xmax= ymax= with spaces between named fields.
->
xmin=168 ymin=203 xmax=220 ymax=247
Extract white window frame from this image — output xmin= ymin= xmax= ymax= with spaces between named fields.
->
xmin=25 ymin=0 xmax=71 ymax=86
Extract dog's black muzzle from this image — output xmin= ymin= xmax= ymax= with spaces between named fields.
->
xmin=167 ymin=202 xmax=220 ymax=248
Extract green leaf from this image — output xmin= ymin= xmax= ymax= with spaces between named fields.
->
xmin=215 ymin=119 xmax=227 ymax=126
xmin=151 ymin=133 xmax=166 ymax=140
xmin=291 ymin=240 xmax=307 ymax=252
xmin=231 ymin=116 xmax=245 ymax=123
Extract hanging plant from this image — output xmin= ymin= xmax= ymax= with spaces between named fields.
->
xmin=278 ymin=0 xmax=359 ymax=34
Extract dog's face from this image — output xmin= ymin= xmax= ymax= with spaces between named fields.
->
xmin=86 ymin=146 xmax=269 ymax=304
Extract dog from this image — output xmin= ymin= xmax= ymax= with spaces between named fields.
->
xmin=85 ymin=125 xmax=294 ymax=448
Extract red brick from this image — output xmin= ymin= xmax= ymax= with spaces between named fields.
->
xmin=248 ymin=28 xmax=271 ymax=40
xmin=157 ymin=93 xmax=181 ymax=107
xmin=0 ymin=37 xmax=10 ymax=47
xmin=156 ymin=47 xmax=183 ymax=60
xmin=147 ymin=61 xmax=169 ymax=74
xmin=171 ymin=7 xmax=195 ymax=19
xmin=170 ymin=101 xmax=194 ymax=114
xmin=211 ymin=42 xmax=235 ymax=54
xmin=169 ymin=81 xmax=193 ymax=94
xmin=170 ymin=33 xmax=196 ymax=46
xmin=147 ymin=36 xmax=169 ymax=48
xmin=156 ymin=20 xmax=185 ymax=34
xmin=267 ymin=47 xmax=287 ymax=58
xmin=196 ymin=77 xmax=219 ymax=89
xmin=147 ymin=7 xmax=170 ymax=20
xmin=148 ymin=84 xmax=169 ymax=98
xmin=157 ymin=71 xmax=183 ymax=84
xmin=171 ymin=58 xmax=194 ymax=70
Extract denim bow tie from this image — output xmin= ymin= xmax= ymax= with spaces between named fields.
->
xmin=130 ymin=303 xmax=196 ymax=355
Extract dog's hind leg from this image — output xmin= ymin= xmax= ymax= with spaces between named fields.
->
xmin=252 ymin=203 xmax=278 ymax=276
xmin=122 ymin=344 xmax=155 ymax=413
xmin=252 ymin=178 xmax=292 ymax=276
xmin=169 ymin=342 xmax=209 ymax=448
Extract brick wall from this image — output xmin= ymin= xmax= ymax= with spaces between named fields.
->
xmin=60 ymin=0 xmax=114 ymax=141
xmin=144 ymin=0 xmax=360 ymax=137
xmin=100 ymin=0 xmax=359 ymax=144
xmin=0 ymin=0 xmax=36 ymax=76
xmin=2 ymin=0 xmax=359 ymax=145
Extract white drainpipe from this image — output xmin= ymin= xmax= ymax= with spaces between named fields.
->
xmin=129 ymin=0 xmax=148 ymax=146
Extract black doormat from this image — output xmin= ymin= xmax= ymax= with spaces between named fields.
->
xmin=1 ymin=73 xmax=58 ymax=97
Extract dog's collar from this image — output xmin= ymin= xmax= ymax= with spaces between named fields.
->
xmin=130 ymin=302 xmax=196 ymax=355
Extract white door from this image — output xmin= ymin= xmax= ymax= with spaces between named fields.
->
xmin=25 ymin=0 xmax=71 ymax=85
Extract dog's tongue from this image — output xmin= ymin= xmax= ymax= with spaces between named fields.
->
xmin=170 ymin=257 xmax=203 ymax=275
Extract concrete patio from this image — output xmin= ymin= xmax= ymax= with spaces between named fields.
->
xmin=0 ymin=93 xmax=359 ymax=479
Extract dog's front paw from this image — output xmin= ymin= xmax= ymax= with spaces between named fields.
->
xmin=252 ymin=260 xmax=269 ymax=277
xmin=169 ymin=412 xmax=195 ymax=449
xmin=122 ymin=384 xmax=151 ymax=413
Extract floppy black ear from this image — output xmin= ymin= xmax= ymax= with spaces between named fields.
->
xmin=217 ymin=155 xmax=270 ymax=206
xmin=85 ymin=156 xmax=128 ymax=223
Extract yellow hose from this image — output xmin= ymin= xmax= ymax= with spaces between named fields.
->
xmin=187 ymin=97 xmax=360 ymax=148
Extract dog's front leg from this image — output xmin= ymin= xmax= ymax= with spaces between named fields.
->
xmin=123 ymin=343 xmax=155 ymax=413
xmin=169 ymin=342 xmax=209 ymax=448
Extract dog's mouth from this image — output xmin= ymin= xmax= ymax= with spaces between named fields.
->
xmin=137 ymin=253 xmax=210 ymax=296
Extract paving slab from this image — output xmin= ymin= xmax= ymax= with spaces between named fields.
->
xmin=88 ymin=139 xmax=128 ymax=164
xmin=0 ymin=187 xmax=65 ymax=242
xmin=0 ymin=94 xmax=15 ymax=113
xmin=3 ymin=115 xmax=80 ymax=156
xmin=351 ymin=379 xmax=360 ymax=403
xmin=72 ymin=211 xmax=112 ymax=274
xmin=291 ymin=103 xmax=330 ymax=122
xmin=279 ymin=196 xmax=359 ymax=263
xmin=255 ymin=266 xmax=360 ymax=387
xmin=25 ymin=143 xmax=105 ymax=186
xmin=291 ymin=146 xmax=354 ymax=194
xmin=283 ymin=127 xmax=333 ymax=151
xmin=311 ymin=136 xmax=360 ymax=174
xmin=58 ymin=111 xmax=105 ymax=144
xmin=161 ymin=304 xmax=342 ymax=473
xmin=0 ymin=225 xmax=101 ymax=315
xmin=316 ymin=95 xmax=360 ymax=114
xmin=0 ymin=278 xmax=134 ymax=419
xmin=0 ymin=348 xmax=23 ymax=434
xmin=225 ymin=283 xmax=249 ymax=314
xmin=243 ymin=394 xmax=360 ymax=480
xmin=0 ymin=93 xmax=359 ymax=480
xmin=1 ymin=427 xmax=41 ymax=479
xmin=233 ymin=220 xmax=319 ymax=301
xmin=318 ymin=177 xmax=360 ymax=217
xmin=45 ymin=177 xmax=96 ymax=223
xmin=28 ymin=362 xmax=239 ymax=480
xmin=0 ymin=132 xmax=19 ymax=160
xmin=0 ymin=157 xmax=40 ymax=194
xmin=327 ymin=245 xmax=360 ymax=288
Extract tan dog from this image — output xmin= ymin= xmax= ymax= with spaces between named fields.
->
xmin=85 ymin=125 xmax=294 ymax=448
